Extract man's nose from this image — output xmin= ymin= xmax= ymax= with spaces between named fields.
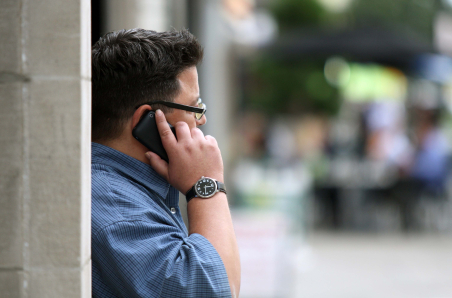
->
xmin=196 ymin=114 xmax=206 ymax=126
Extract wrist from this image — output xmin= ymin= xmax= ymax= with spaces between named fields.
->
xmin=185 ymin=176 xmax=227 ymax=203
xmin=182 ymin=173 xmax=223 ymax=194
xmin=187 ymin=191 xmax=227 ymax=203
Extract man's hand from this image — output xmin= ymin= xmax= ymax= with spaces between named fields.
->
xmin=145 ymin=109 xmax=241 ymax=297
xmin=145 ymin=109 xmax=224 ymax=194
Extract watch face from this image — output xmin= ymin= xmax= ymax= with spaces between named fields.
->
xmin=195 ymin=178 xmax=217 ymax=198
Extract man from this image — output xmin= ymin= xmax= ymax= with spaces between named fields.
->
xmin=91 ymin=28 xmax=240 ymax=297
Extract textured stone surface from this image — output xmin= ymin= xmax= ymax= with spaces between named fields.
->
xmin=28 ymin=80 xmax=81 ymax=160
xmin=29 ymin=270 xmax=80 ymax=298
xmin=0 ymin=82 xmax=23 ymax=164
xmin=0 ymin=0 xmax=22 ymax=73
xmin=81 ymin=260 xmax=92 ymax=297
xmin=80 ymin=0 xmax=91 ymax=79
xmin=27 ymin=80 xmax=82 ymax=268
xmin=26 ymin=0 xmax=81 ymax=76
xmin=0 ymin=271 xmax=24 ymax=298
xmin=80 ymin=79 xmax=91 ymax=267
xmin=1 ymin=0 xmax=92 ymax=296
xmin=0 ymin=82 xmax=24 ymax=269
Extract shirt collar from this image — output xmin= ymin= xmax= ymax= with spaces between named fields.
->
xmin=91 ymin=142 xmax=171 ymax=200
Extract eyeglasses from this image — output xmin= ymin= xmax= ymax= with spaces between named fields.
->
xmin=136 ymin=98 xmax=206 ymax=120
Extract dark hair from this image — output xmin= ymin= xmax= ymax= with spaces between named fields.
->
xmin=91 ymin=28 xmax=203 ymax=141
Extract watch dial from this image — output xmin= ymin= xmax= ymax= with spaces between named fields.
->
xmin=196 ymin=178 xmax=216 ymax=197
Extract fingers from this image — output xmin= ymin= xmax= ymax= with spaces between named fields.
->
xmin=174 ymin=121 xmax=191 ymax=141
xmin=191 ymin=129 xmax=219 ymax=152
xmin=145 ymin=151 xmax=169 ymax=180
xmin=191 ymin=128 xmax=217 ymax=145
xmin=205 ymin=134 xmax=218 ymax=145
xmin=155 ymin=110 xmax=177 ymax=148
xmin=191 ymin=127 xmax=205 ymax=141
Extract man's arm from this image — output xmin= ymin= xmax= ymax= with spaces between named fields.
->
xmin=188 ymin=193 xmax=240 ymax=297
xmin=146 ymin=109 xmax=241 ymax=297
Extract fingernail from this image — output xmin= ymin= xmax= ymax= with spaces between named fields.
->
xmin=145 ymin=152 xmax=152 ymax=159
xmin=156 ymin=109 xmax=163 ymax=116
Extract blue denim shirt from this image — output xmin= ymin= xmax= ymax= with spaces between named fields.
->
xmin=91 ymin=143 xmax=230 ymax=297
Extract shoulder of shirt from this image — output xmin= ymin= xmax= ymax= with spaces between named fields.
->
xmin=91 ymin=167 xmax=166 ymax=237
xmin=92 ymin=163 xmax=145 ymax=194
xmin=92 ymin=218 xmax=150 ymax=241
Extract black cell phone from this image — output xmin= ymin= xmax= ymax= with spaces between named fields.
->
xmin=132 ymin=110 xmax=176 ymax=162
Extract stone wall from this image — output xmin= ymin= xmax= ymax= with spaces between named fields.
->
xmin=0 ymin=0 xmax=91 ymax=297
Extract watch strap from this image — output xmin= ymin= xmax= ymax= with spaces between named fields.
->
xmin=185 ymin=187 xmax=197 ymax=203
xmin=186 ymin=179 xmax=227 ymax=203
xmin=216 ymin=181 xmax=227 ymax=194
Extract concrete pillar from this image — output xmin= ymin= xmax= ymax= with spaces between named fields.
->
xmin=195 ymin=0 xmax=234 ymax=171
xmin=104 ymin=0 xmax=169 ymax=33
xmin=0 ymin=0 xmax=91 ymax=297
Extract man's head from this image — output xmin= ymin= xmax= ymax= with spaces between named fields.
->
xmin=92 ymin=28 xmax=204 ymax=142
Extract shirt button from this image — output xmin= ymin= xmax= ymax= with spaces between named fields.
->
xmin=170 ymin=207 xmax=176 ymax=214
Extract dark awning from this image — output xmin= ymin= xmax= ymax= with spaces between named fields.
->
xmin=266 ymin=26 xmax=435 ymax=69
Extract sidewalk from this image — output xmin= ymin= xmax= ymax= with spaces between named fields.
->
xmin=292 ymin=232 xmax=452 ymax=298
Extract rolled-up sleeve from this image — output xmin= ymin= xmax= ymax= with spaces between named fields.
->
xmin=92 ymin=220 xmax=231 ymax=298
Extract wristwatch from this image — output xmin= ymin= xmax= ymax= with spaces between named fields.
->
xmin=186 ymin=176 xmax=227 ymax=203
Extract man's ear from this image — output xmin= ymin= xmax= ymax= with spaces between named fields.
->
xmin=131 ymin=105 xmax=152 ymax=129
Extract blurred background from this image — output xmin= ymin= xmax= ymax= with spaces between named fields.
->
xmin=93 ymin=0 xmax=452 ymax=297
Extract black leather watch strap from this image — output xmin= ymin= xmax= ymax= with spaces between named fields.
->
xmin=186 ymin=179 xmax=227 ymax=203
xmin=216 ymin=181 xmax=227 ymax=194
xmin=185 ymin=187 xmax=197 ymax=203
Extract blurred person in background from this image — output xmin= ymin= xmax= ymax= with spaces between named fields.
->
xmin=388 ymin=89 xmax=450 ymax=230
xmin=91 ymin=28 xmax=240 ymax=297
xmin=365 ymin=101 xmax=413 ymax=169
xmin=408 ymin=106 xmax=449 ymax=195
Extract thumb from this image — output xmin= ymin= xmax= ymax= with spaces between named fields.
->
xmin=145 ymin=151 xmax=169 ymax=181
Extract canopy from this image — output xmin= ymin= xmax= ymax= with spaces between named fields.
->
xmin=267 ymin=26 xmax=435 ymax=70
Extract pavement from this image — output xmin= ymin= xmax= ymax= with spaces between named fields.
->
xmin=291 ymin=232 xmax=452 ymax=298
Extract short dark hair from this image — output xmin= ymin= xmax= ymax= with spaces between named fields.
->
xmin=91 ymin=28 xmax=203 ymax=141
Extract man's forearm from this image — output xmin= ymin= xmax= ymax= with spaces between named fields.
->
xmin=148 ymin=112 xmax=240 ymax=296
xmin=188 ymin=192 xmax=241 ymax=297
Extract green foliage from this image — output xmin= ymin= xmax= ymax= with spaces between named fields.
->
xmin=244 ymin=56 xmax=340 ymax=116
xmin=241 ymin=0 xmax=337 ymax=116
xmin=245 ymin=0 xmax=438 ymax=116
xmin=350 ymin=0 xmax=437 ymax=40
xmin=269 ymin=0 xmax=327 ymax=30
